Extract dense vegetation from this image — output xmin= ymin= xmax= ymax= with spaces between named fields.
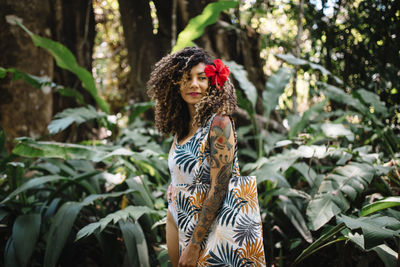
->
xmin=1 ymin=1 xmax=399 ymax=267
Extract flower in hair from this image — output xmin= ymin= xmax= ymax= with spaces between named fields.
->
xmin=204 ymin=59 xmax=230 ymax=89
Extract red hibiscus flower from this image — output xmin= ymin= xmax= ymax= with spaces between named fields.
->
xmin=204 ymin=59 xmax=230 ymax=89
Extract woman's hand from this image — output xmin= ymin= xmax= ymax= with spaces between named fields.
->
xmin=178 ymin=242 xmax=201 ymax=267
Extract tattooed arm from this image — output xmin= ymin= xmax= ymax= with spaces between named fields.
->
xmin=178 ymin=114 xmax=235 ymax=267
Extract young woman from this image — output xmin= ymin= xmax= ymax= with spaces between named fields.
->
xmin=147 ymin=47 xmax=265 ymax=267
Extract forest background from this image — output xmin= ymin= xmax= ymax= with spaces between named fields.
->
xmin=0 ymin=0 xmax=399 ymax=266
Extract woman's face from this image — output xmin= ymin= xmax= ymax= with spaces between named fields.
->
xmin=179 ymin=62 xmax=209 ymax=108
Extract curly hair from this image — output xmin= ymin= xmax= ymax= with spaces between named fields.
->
xmin=147 ymin=47 xmax=237 ymax=141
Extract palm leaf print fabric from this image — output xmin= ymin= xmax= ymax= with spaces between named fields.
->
xmin=172 ymin=114 xmax=266 ymax=266
xmin=174 ymin=132 xmax=201 ymax=174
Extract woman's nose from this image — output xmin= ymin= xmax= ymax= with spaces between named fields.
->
xmin=190 ymin=78 xmax=199 ymax=88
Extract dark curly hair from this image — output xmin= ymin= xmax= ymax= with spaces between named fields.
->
xmin=147 ymin=47 xmax=237 ymax=141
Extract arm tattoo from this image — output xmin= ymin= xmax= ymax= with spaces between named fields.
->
xmin=191 ymin=115 xmax=234 ymax=246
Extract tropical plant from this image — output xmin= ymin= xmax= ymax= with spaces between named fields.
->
xmin=234 ymin=54 xmax=400 ymax=266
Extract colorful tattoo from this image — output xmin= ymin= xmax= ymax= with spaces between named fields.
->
xmin=190 ymin=115 xmax=234 ymax=246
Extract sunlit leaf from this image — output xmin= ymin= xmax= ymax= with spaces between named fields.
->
xmin=12 ymin=138 xmax=139 ymax=162
xmin=361 ymin=197 xmax=400 ymax=217
xmin=321 ymin=122 xmax=354 ymax=141
xmin=172 ymin=1 xmax=238 ymax=52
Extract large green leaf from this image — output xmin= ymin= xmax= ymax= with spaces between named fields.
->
xmin=278 ymin=196 xmax=313 ymax=243
xmin=288 ymin=100 xmax=326 ymax=138
xmin=306 ymin=162 xmax=376 ymax=230
xmin=0 ymin=67 xmax=84 ymax=105
xmin=291 ymin=162 xmax=317 ymax=187
xmin=12 ymin=214 xmax=41 ymax=267
xmin=356 ymin=88 xmax=388 ymax=114
xmin=225 ymin=61 xmax=257 ymax=109
xmin=48 ymin=106 xmax=107 ymax=134
xmin=248 ymin=144 xmax=338 ymax=186
xmin=275 ymin=54 xmax=343 ymax=84
xmin=76 ymin=206 xmax=162 ymax=241
xmin=321 ymin=122 xmax=354 ymax=141
xmin=346 ymin=232 xmax=398 ymax=267
xmin=44 ymin=202 xmax=82 ymax=267
xmin=275 ymin=54 xmax=308 ymax=66
xmin=294 ymin=223 xmax=346 ymax=265
xmin=9 ymin=18 xmax=109 ymax=113
xmin=263 ymin=67 xmax=293 ymax=121
xmin=125 ymin=177 xmax=154 ymax=208
xmin=44 ymin=189 xmax=136 ymax=267
xmin=1 ymin=175 xmax=66 ymax=204
xmin=119 ymin=220 xmax=150 ymax=267
xmin=0 ymin=67 xmax=47 ymax=88
xmin=4 ymin=238 xmax=18 ymax=267
xmin=12 ymin=138 xmax=137 ymax=162
xmin=361 ymin=197 xmax=400 ymax=216
xmin=340 ymin=214 xmax=400 ymax=249
xmin=323 ymin=83 xmax=369 ymax=114
xmin=119 ymin=220 xmax=139 ymax=266
xmin=172 ymin=1 xmax=238 ymax=52
xmin=372 ymin=244 xmax=398 ymax=267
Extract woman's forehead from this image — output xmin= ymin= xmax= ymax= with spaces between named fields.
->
xmin=190 ymin=62 xmax=206 ymax=74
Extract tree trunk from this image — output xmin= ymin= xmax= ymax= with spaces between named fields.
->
xmin=118 ymin=0 xmax=172 ymax=102
xmin=0 ymin=0 xmax=54 ymax=151
xmin=50 ymin=0 xmax=97 ymax=143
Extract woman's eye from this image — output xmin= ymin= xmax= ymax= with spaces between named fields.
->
xmin=200 ymin=77 xmax=207 ymax=80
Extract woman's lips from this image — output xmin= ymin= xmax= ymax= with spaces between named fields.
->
xmin=188 ymin=92 xmax=201 ymax=97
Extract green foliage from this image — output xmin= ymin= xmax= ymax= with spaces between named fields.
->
xmin=263 ymin=67 xmax=294 ymax=121
xmin=226 ymin=60 xmax=258 ymax=109
xmin=0 ymin=67 xmax=85 ymax=105
xmin=235 ymin=53 xmax=400 ymax=266
xmin=172 ymin=1 xmax=238 ymax=52
xmin=306 ymin=162 xmax=377 ymax=231
xmin=76 ymin=205 xmax=163 ymax=240
xmin=12 ymin=214 xmax=41 ymax=267
xmin=1 ymin=100 xmax=168 ymax=266
xmin=362 ymin=197 xmax=400 ymax=217
xmin=48 ymin=106 xmax=109 ymax=134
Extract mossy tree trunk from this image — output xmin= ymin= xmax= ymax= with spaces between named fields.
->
xmin=0 ymin=0 xmax=54 ymax=151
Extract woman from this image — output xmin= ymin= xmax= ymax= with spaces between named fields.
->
xmin=147 ymin=47 xmax=264 ymax=266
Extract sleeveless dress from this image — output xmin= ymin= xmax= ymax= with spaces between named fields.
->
xmin=167 ymin=114 xmax=265 ymax=266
